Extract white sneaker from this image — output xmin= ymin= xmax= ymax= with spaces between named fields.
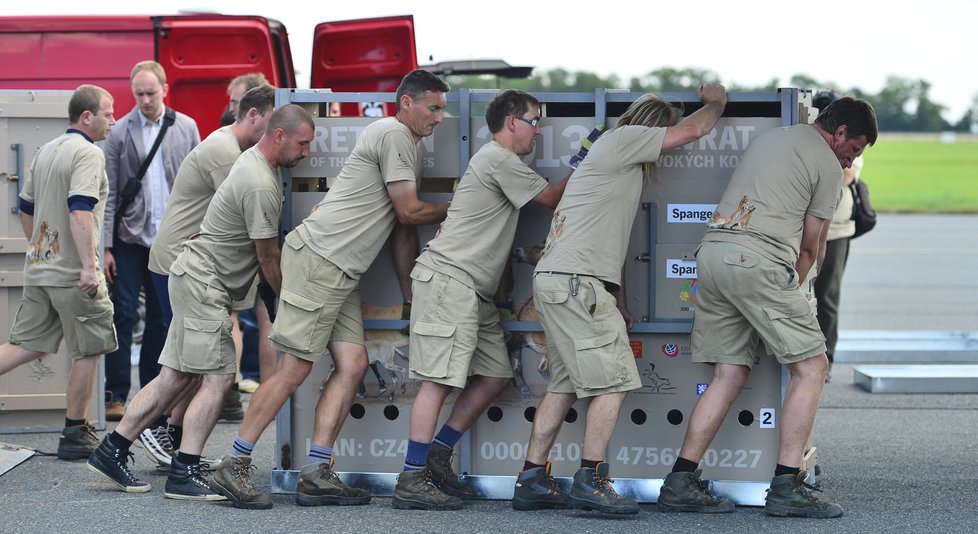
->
xmin=139 ymin=426 xmax=174 ymax=467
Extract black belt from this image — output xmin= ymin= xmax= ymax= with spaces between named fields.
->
xmin=536 ymin=271 xmax=620 ymax=295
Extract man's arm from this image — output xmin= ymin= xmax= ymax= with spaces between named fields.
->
xmin=662 ymin=84 xmax=727 ymax=151
xmin=255 ymin=236 xmax=282 ymax=296
xmin=69 ymin=210 xmax=99 ymax=296
xmin=387 ymin=181 xmax=449 ymax=225
xmin=797 ymin=213 xmax=829 ymax=283
xmin=616 ymin=266 xmax=634 ymax=330
xmin=814 ymin=215 xmax=832 ymax=276
xmin=531 ymin=170 xmax=573 ymax=209
xmin=18 ymin=212 xmax=33 ymax=239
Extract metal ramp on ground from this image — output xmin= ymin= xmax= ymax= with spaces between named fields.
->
xmin=837 ymin=331 xmax=978 ymax=393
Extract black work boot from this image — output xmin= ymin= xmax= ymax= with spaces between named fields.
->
xmin=295 ymin=459 xmax=371 ymax=506
xmin=657 ymin=468 xmax=735 ymax=513
xmin=765 ymin=472 xmax=843 ymax=518
xmin=566 ymin=462 xmax=638 ymax=514
xmin=219 ymin=388 xmax=244 ymax=422
xmin=87 ymin=436 xmax=150 ymax=493
xmin=57 ymin=421 xmax=99 ymax=460
xmin=392 ymin=468 xmax=463 ymax=510
xmin=512 ymin=462 xmax=568 ymax=511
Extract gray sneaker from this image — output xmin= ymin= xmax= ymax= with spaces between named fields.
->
xmin=426 ymin=443 xmax=474 ymax=499
xmin=657 ymin=469 xmax=734 ymax=513
xmin=392 ymin=468 xmax=463 ymax=510
xmin=209 ymin=455 xmax=273 ymax=509
xmin=512 ymin=462 xmax=568 ymax=511
xmin=296 ymin=459 xmax=370 ymax=506
xmin=765 ymin=473 xmax=843 ymax=518
xmin=567 ymin=463 xmax=638 ymax=515
xmin=57 ymin=422 xmax=99 ymax=460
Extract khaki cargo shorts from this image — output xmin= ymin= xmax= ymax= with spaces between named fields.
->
xmin=9 ymin=281 xmax=117 ymax=359
xmin=533 ymin=272 xmax=640 ymax=398
xmin=408 ymin=265 xmax=511 ymax=389
xmin=691 ymin=241 xmax=826 ymax=367
xmin=159 ymin=271 xmax=236 ymax=374
xmin=269 ymin=231 xmax=363 ymax=362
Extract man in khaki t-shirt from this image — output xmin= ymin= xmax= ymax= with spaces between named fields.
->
xmin=136 ymin=85 xmax=273 ymax=467
xmin=658 ymin=97 xmax=878 ymax=519
xmin=392 ymin=89 xmax=568 ymax=511
xmin=515 ymin=85 xmax=727 ymax=515
xmin=0 ymin=85 xmax=116 ymax=462
xmin=88 ymin=105 xmax=314 ymax=500
xmin=210 ymin=70 xmax=451 ymax=511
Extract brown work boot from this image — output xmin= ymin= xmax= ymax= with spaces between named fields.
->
xmin=392 ymin=468 xmax=463 ymax=510
xmin=105 ymin=400 xmax=125 ymax=421
xmin=295 ymin=459 xmax=370 ymax=506
xmin=209 ymin=455 xmax=273 ymax=509
xmin=425 ymin=443 xmax=474 ymax=499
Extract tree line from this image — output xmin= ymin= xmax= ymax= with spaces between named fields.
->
xmin=446 ymin=67 xmax=976 ymax=133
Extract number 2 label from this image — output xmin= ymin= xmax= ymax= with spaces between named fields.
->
xmin=759 ymin=408 xmax=776 ymax=428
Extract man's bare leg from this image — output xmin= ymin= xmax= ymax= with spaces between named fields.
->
xmin=678 ymin=363 xmax=750 ymax=462
xmin=179 ymin=373 xmax=236 ymax=455
xmin=525 ymin=392 xmax=575 ymax=464
xmin=309 ymin=341 xmax=368 ymax=448
xmin=237 ymin=353 xmax=312 ymax=444
xmin=65 ymin=355 xmax=100 ymax=420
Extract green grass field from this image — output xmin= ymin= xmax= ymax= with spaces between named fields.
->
xmin=861 ymin=137 xmax=978 ymax=213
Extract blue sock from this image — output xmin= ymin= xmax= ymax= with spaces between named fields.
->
xmin=433 ymin=424 xmax=463 ymax=449
xmin=232 ymin=435 xmax=255 ymax=457
xmin=403 ymin=440 xmax=430 ymax=471
xmin=308 ymin=444 xmax=332 ymax=465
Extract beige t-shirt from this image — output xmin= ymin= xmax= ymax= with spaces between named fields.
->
xmin=296 ymin=117 xmax=420 ymax=278
xmin=536 ymin=126 xmax=665 ymax=285
xmin=703 ymin=124 xmax=842 ymax=266
xmin=148 ymin=126 xmax=241 ymax=275
xmin=170 ymin=147 xmax=282 ymax=300
xmin=21 ymin=131 xmax=108 ymax=286
xmin=417 ymin=140 xmax=548 ymax=300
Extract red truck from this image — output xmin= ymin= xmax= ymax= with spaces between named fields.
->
xmin=0 ymin=13 xmax=422 ymax=134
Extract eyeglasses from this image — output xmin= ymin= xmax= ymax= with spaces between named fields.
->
xmin=512 ymin=115 xmax=540 ymax=127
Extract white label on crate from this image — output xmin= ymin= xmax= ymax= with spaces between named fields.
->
xmin=666 ymin=259 xmax=698 ymax=279
xmin=667 ymin=204 xmax=717 ymax=223
xmin=759 ymin=408 xmax=776 ymax=428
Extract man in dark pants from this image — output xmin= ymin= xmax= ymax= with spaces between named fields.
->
xmin=101 ymin=60 xmax=199 ymax=421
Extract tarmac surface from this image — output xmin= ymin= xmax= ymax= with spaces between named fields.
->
xmin=2 ymin=214 xmax=977 ymax=533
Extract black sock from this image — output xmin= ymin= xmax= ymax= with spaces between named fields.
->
xmin=522 ymin=460 xmax=545 ymax=472
xmin=169 ymin=424 xmax=183 ymax=449
xmin=65 ymin=417 xmax=85 ymax=428
xmin=152 ymin=415 xmax=169 ymax=429
xmin=775 ymin=463 xmax=801 ymax=477
xmin=580 ymin=458 xmax=601 ymax=470
xmin=672 ymin=457 xmax=699 ymax=474
xmin=176 ymin=451 xmax=200 ymax=466
xmin=108 ymin=431 xmax=132 ymax=450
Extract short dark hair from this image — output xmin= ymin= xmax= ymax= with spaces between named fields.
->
xmin=814 ymin=96 xmax=878 ymax=146
xmin=265 ymin=104 xmax=314 ymax=136
xmin=236 ymin=85 xmax=275 ymax=121
xmin=486 ymin=89 xmax=540 ymax=134
xmin=69 ymin=85 xmax=111 ymax=123
xmin=395 ymin=70 xmax=450 ymax=111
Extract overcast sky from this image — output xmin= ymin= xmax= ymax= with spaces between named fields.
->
xmin=6 ymin=0 xmax=976 ymax=121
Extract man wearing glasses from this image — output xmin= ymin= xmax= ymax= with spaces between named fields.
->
xmin=392 ymin=89 xmax=568 ymax=510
